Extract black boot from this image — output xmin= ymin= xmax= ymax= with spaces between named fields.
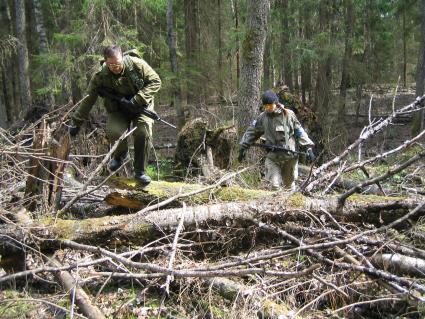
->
xmin=108 ymin=153 xmax=128 ymax=172
xmin=135 ymin=172 xmax=151 ymax=185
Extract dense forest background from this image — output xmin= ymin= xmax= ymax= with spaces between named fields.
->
xmin=1 ymin=0 xmax=424 ymax=140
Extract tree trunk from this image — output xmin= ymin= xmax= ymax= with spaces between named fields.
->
xmin=314 ymin=0 xmax=332 ymax=124
xmin=412 ymin=0 xmax=425 ymax=136
xmin=403 ymin=7 xmax=407 ymax=88
xmin=32 ymin=0 xmax=54 ymax=107
xmin=14 ymin=0 xmax=32 ymax=112
xmin=184 ymin=0 xmax=200 ymax=104
xmin=217 ymin=0 xmax=224 ymax=97
xmin=263 ymin=36 xmax=272 ymax=89
xmin=237 ymin=0 xmax=270 ymax=128
xmin=232 ymin=0 xmax=240 ymax=88
xmin=1 ymin=194 xmax=423 ymax=250
xmin=300 ymin=2 xmax=312 ymax=104
xmin=166 ymin=0 xmax=185 ymax=128
xmin=339 ymin=0 xmax=354 ymax=121
xmin=0 ymin=92 xmax=6 ymax=128
xmin=1 ymin=0 xmax=14 ymax=123
xmin=281 ymin=0 xmax=293 ymax=90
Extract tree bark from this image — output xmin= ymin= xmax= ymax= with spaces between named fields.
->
xmin=281 ymin=0 xmax=293 ymax=90
xmin=166 ymin=0 xmax=184 ymax=128
xmin=263 ymin=36 xmax=272 ymax=89
xmin=104 ymin=179 xmax=272 ymax=209
xmin=49 ymin=258 xmax=106 ymax=319
xmin=237 ymin=0 xmax=270 ymax=128
xmin=32 ymin=0 xmax=54 ymax=107
xmin=0 ymin=86 xmax=6 ymax=128
xmin=314 ymin=0 xmax=332 ymax=124
xmin=372 ymin=254 xmax=425 ymax=278
xmin=14 ymin=0 xmax=32 ymax=112
xmin=300 ymin=2 xmax=312 ymax=104
xmin=2 ymin=194 xmax=423 ymax=250
xmin=184 ymin=0 xmax=200 ymax=104
xmin=339 ymin=0 xmax=354 ymax=121
xmin=1 ymin=0 xmax=14 ymax=123
xmin=232 ymin=0 xmax=240 ymax=87
xmin=412 ymin=0 xmax=425 ymax=136
xmin=217 ymin=0 xmax=224 ymax=97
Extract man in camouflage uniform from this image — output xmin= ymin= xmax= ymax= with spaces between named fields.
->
xmin=69 ymin=45 xmax=161 ymax=184
xmin=238 ymin=90 xmax=315 ymax=191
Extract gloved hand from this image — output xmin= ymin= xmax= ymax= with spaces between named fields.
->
xmin=307 ymin=148 xmax=316 ymax=162
xmin=68 ymin=125 xmax=80 ymax=137
xmin=119 ymin=97 xmax=140 ymax=116
xmin=238 ymin=148 xmax=247 ymax=162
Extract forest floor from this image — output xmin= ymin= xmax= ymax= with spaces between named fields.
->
xmin=0 ymin=87 xmax=424 ymax=319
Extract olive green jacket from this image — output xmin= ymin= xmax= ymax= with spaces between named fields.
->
xmin=72 ymin=55 xmax=161 ymax=126
xmin=240 ymin=108 xmax=314 ymax=162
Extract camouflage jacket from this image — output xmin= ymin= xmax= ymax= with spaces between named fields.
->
xmin=72 ymin=55 xmax=161 ymax=126
xmin=240 ymin=109 xmax=314 ymax=162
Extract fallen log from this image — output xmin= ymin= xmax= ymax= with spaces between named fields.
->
xmin=372 ymin=253 xmax=425 ymax=278
xmin=104 ymin=178 xmax=273 ymax=209
xmin=1 ymin=193 xmax=423 ymax=252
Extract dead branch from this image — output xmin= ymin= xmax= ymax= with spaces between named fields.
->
xmin=338 ymin=150 xmax=425 ymax=206
xmin=48 ymin=257 xmax=105 ymax=319
xmin=308 ymin=95 xmax=425 ymax=187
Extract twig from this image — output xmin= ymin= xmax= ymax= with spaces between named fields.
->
xmin=165 ymin=203 xmax=186 ymax=294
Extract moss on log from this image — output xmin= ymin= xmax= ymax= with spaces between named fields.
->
xmin=105 ymin=178 xmax=273 ymax=209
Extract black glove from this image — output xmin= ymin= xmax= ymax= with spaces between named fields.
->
xmin=119 ymin=97 xmax=140 ymax=116
xmin=307 ymin=148 xmax=316 ymax=162
xmin=68 ymin=125 xmax=80 ymax=137
xmin=238 ymin=148 xmax=247 ymax=162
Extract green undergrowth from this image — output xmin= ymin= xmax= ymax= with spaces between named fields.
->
xmin=146 ymin=158 xmax=181 ymax=182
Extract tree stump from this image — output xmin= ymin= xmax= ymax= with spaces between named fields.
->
xmin=175 ymin=118 xmax=237 ymax=177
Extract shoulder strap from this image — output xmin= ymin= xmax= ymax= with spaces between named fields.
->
xmin=123 ymin=55 xmax=145 ymax=91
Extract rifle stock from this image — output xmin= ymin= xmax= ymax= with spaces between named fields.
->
xmin=97 ymin=87 xmax=177 ymax=129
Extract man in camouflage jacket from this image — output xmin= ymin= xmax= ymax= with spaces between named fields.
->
xmin=239 ymin=90 xmax=315 ymax=191
xmin=70 ymin=45 xmax=161 ymax=184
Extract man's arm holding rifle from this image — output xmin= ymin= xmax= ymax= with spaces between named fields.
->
xmin=97 ymin=87 xmax=176 ymax=129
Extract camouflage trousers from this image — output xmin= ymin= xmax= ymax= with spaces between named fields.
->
xmin=265 ymin=157 xmax=298 ymax=191
xmin=105 ymin=112 xmax=152 ymax=174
